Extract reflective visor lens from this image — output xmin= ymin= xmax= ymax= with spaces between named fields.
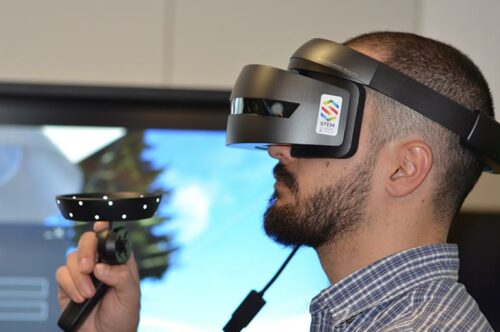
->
xmin=231 ymin=97 xmax=299 ymax=118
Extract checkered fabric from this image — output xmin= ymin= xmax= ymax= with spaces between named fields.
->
xmin=310 ymin=244 xmax=492 ymax=331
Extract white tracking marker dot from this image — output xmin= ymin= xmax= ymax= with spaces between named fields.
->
xmin=122 ymin=214 xmax=127 ymax=219
xmin=103 ymin=195 xmax=108 ymax=200
xmin=79 ymin=201 xmax=83 ymax=206
xmin=72 ymin=196 xmax=76 ymax=199
xmin=69 ymin=213 xmax=74 ymax=218
xmin=143 ymin=204 xmax=148 ymax=210
xmin=94 ymin=215 xmax=100 ymax=220
xmin=57 ymin=200 xmax=60 ymax=205
xmin=156 ymin=198 xmax=160 ymax=203
xmin=108 ymin=201 xmax=113 ymax=206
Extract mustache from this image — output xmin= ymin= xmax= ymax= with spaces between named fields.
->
xmin=273 ymin=163 xmax=298 ymax=193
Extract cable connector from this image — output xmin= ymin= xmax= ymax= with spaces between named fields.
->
xmin=223 ymin=290 xmax=266 ymax=332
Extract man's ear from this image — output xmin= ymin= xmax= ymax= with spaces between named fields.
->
xmin=386 ymin=141 xmax=433 ymax=197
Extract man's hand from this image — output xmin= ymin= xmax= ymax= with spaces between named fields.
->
xmin=56 ymin=221 xmax=140 ymax=332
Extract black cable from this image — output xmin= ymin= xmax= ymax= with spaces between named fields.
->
xmin=259 ymin=245 xmax=300 ymax=295
xmin=223 ymin=245 xmax=301 ymax=332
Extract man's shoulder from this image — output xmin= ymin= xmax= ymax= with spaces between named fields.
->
xmin=382 ymin=278 xmax=492 ymax=331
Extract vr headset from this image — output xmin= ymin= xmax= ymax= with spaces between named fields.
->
xmin=226 ymin=38 xmax=500 ymax=174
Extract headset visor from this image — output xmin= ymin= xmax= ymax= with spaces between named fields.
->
xmin=226 ymin=65 xmax=365 ymax=158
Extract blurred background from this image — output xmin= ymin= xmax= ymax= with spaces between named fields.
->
xmin=0 ymin=0 xmax=498 ymax=331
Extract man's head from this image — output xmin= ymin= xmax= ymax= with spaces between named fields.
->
xmin=263 ymin=32 xmax=494 ymax=248
xmin=346 ymin=32 xmax=494 ymax=220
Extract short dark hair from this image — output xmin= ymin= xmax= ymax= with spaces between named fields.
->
xmin=345 ymin=32 xmax=495 ymax=220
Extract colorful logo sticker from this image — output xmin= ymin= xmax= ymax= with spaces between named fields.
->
xmin=316 ymin=94 xmax=343 ymax=136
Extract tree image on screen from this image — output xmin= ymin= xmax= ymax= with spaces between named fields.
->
xmin=73 ymin=129 xmax=176 ymax=280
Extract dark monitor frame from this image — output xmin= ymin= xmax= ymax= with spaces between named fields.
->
xmin=0 ymin=82 xmax=230 ymax=129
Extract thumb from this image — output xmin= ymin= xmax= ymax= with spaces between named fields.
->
xmin=94 ymin=263 xmax=139 ymax=296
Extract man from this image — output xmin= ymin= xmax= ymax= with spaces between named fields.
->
xmin=56 ymin=32 xmax=496 ymax=331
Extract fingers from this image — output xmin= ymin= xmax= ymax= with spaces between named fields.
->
xmin=56 ymin=230 xmax=99 ymax=307
xmin=67 ymin=251 xmax=96 ymax=299
xmin=57 ymin=221 xmax=140 ymax=311
xmin=126 ymin=252 xmax=140 ymax=283
xmin=56 ymin=265 xmax=86 ymax=305
xmin=77 ymin=231 xmax=98 ymax=273
xmin=94 ymin=262 xmax=140 ymax=303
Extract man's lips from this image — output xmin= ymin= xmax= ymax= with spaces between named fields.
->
xmin=272 ymin=163 xmax=298 ymax=193
xmin=273 ymin=181 xmax=288 ymax=191
xmin=273 ymin=181 xmax=280 ymax=190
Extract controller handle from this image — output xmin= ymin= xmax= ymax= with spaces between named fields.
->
xmin=58 ymin=275 xmax=109 ymax=331
xmin=58 ymin=228 xmax=130 ymax=332
xmin=55 ymin=192 xmax=161 ymax=331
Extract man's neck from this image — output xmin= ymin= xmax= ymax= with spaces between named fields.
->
xmin=315 ymin=215 xmax=448 ymax=284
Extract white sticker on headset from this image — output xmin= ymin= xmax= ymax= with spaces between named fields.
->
xmin=316 ymin=94 xmax=343 ymax=136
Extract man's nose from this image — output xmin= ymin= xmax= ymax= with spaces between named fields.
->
xmin=267 ymin=145 xmax=294 ymax=164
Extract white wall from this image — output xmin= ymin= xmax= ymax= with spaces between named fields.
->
xmin=0 ymin=0 xmax=418 ymax=87
xmin=0 ymin=0 xmax=498 ymax=211
xmin=170 ymin=0 xmax=418 ymax=88
xmin=0 ymin=0 xmax=169 ymax=85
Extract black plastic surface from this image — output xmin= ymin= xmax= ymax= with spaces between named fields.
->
xmin=289 ymin=38 xmax=379 ymax=84
xmin=227 ymin=65 xmax=365 ymax=158
xmin=97 ymin=228 xmax=131 ymax=265
xmin=223 ymin=290 xmax=266 ymax=332
xmin=465 ymin=110 xmax=500 ymax=173
xmin=56 ymin=192 xmax=162 ymax=222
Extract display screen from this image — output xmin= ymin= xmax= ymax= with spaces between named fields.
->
xmin=0 ymin=124 xmax=328 ymax=332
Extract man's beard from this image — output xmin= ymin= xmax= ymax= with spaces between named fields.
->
xmin=263 ymin=158 xmax=375 ymax=248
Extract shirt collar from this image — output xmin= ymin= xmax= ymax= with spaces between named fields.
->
xmin=310 ymin=243 xmax=459 ymax=326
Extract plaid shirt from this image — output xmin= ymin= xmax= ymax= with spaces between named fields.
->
xmin=310 ymin=244 xmax=493 ymax=331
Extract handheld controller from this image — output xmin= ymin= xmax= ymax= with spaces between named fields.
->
xmin=55 ymin=192 xmax=162 ymax=332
